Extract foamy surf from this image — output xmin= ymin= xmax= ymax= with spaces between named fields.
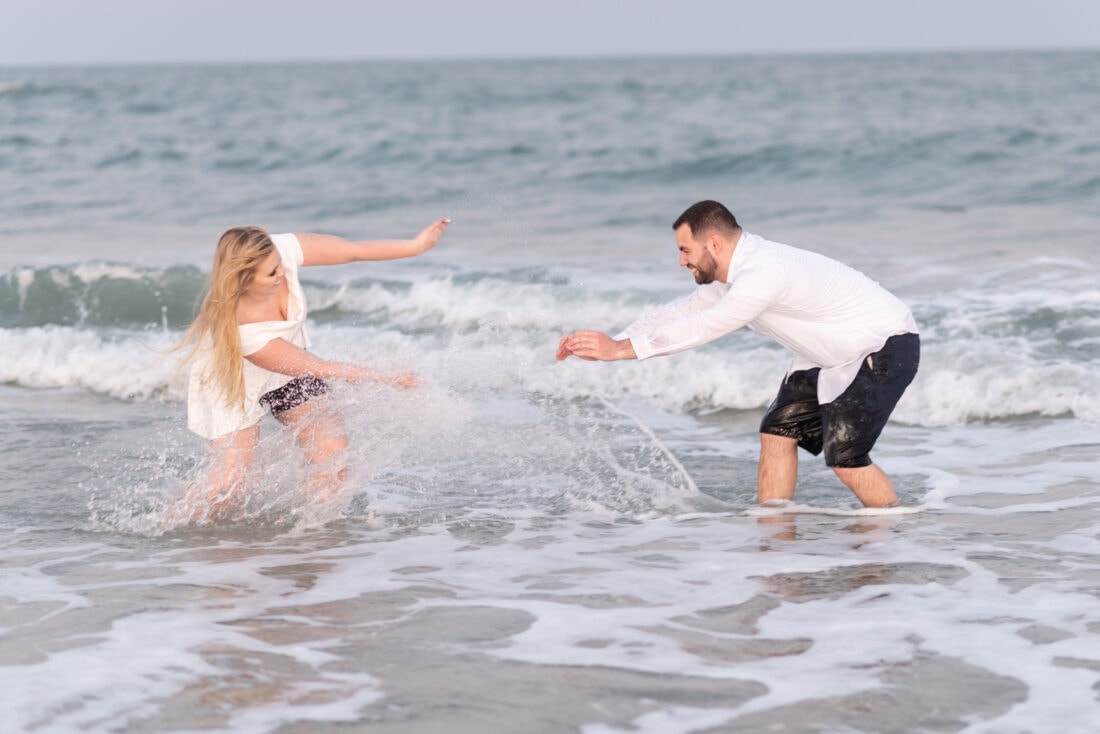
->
xmin=744 ymin=499 xmax=928 ymax=517
xmin=3 ymin=263 xmax=1098 ymax=426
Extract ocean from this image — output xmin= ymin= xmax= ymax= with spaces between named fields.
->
xmin=2 ymin=51 xmax=1099 ymax=733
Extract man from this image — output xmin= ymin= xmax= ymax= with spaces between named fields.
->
xmin=556 ymin=200 xmax=919 ymax=508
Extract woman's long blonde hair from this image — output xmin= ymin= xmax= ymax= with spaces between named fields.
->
xmin=178 ymin=226 xmax=275 ymax=410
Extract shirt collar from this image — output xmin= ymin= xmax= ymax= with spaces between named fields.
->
xmin=722 ymin=230 xmax=750 ymax=284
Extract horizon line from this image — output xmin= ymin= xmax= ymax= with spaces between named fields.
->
xmin=2 ymin=44 xmax=1097 ymax=70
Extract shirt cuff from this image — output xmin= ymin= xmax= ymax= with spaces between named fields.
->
xmin=627 ymin=334 xmax=656 ymax=360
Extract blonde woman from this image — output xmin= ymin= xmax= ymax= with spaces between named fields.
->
xmin=177 ymin=219 xmax=449 ymax=519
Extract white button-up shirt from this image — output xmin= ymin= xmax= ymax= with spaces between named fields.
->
xmin=616 ymin=231 xmax=919 ymax=404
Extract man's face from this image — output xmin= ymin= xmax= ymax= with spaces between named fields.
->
xmin=675 ymin=226 xmax=718 ymax=285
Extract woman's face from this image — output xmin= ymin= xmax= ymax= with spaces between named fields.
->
xmin=245 ymin=250 xmax=284 ymax=296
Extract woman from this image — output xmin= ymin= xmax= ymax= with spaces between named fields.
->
xmin=176 ymin=219 xmax=449 ymax=519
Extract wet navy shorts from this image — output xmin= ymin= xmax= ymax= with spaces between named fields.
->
xmin=759 ymin=333 xmax=920 ymax=468
xmin=259 ymin=376 xmax=330 ymax=416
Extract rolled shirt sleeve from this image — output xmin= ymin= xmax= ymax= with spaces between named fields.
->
xmin=618 ymin=262 xmax=785 ymax=360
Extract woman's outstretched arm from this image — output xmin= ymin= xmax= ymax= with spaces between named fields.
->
xmin=245 ymin=338 xmax=418 ymax=388
xmin=297 ymin=219 xmax=449 ymax=266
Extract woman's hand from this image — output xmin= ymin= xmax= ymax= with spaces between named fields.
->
xmin=379 ymin=369 xmax=420 ymax=389
xmin=412 ymin=219 xmax=450 ymax=256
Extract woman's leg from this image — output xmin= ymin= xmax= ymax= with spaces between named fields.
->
xmin=275 ymin=398 xmax=350 ymax=500
xmin=173 ymin=425 xmax=260 ymax=523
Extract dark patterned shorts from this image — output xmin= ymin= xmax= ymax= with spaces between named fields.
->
xmin=759 ymin=333 xmax=920 ymax=468
xmin=259 ymin=376 xmax=331 ymax=416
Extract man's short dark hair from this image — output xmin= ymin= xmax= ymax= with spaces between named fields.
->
xmin=672 ymin=200 xmax=739 ymax=237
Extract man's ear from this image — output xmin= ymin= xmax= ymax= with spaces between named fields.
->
xmin=708 ymin=232 xmax=724 ymax=254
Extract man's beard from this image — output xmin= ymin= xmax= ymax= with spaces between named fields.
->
xmin=691 ymin=249 xmax=719 ymax=284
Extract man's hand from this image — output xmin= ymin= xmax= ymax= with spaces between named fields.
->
xmin=556 ymin=330 xmax=636 ymax=361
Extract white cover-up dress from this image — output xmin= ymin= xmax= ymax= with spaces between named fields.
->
xmin=187 ymin=233 xmax=311 ymax=439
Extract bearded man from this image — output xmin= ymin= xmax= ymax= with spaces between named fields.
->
xmin=557 ymin=200 xmax=919 ymax=507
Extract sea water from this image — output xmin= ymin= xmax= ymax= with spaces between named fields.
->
xmin=1 ymin=52 xmax=1099 ymax=733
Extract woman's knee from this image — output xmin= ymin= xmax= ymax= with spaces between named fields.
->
xmin=308 ymin=431 xmax=348 ymax=464
xmin=210 ymin=426 xmax=260 ymax=468
xmin=277 ymin=400 xmax=348 ymax=460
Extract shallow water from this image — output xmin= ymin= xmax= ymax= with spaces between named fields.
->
xmin=2 ymin=51 xmax=1100 ymax=732
xmin=7 ymin=456 xmax=1100 ymax=733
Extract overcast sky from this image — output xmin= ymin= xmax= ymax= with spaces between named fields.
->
xmin=1 ymin=0 xmax=1097 ymax=66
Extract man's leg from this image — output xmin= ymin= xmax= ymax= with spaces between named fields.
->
xmin=758 ymin=433 xmax=799 ymax=503
xmin=823 ymin=333 xmax=919 ymax=508
xmin=832 ymin=464 xmax=898 ymax=508
xmin=757 ymin=369 xmax=822 ymax=504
